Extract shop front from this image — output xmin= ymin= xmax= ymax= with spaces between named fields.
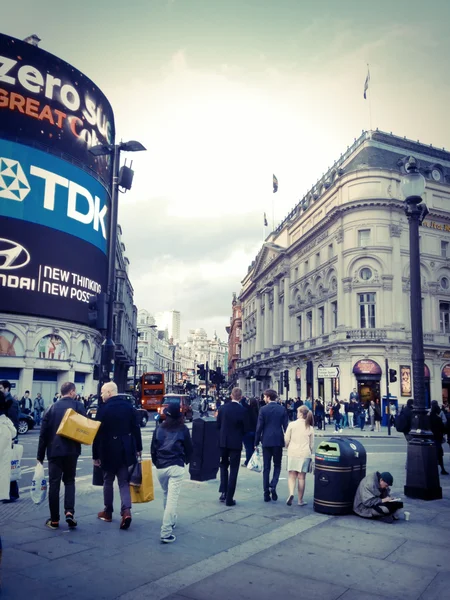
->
xmin=352 ymin=359 xmax=382 ymax=406
xmin=442 ymin=364 xmax=450 ymax=405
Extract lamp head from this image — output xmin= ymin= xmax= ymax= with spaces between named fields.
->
xmin=400 ymin=155 xmax=426 ymax=201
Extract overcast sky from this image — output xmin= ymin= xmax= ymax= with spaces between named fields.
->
xmin=4 ymin=0 xmax=450 ymax=339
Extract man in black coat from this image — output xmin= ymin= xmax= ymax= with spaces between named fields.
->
xmin=37 ymin=381 xmax=86 ymax=529
xmin=255 ymin=388 xmax=289 ymax=502
xmin=93 ymin=382 xmax=143 ymax=530
xmin=217 ymin=387 xmax=248 ymax=506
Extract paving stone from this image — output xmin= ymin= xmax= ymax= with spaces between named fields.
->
xmin=386 ymin=540 xmax=450 ymax=571
xmin=170 ymin=562 xmax=347 ymax=600
xmin=420 ymin=572 xmax=450 ymax=600
xmin=245 ymin=539 xmax=436 ymax=600
xmin=0 ymin=572 xmax=65 ymax=600
xmin=1 ymin=546 xmax=50 ymax=570
xmin=298 ymin=522 xmax=406 ymax=559
xmin=17 ymin=535 xmax=91 ymax=560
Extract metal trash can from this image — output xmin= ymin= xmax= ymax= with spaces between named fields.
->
xmin=314 ymin=438 xmax=366 ymax=515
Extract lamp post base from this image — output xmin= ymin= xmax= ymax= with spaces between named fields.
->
xmin=404 ymin=434 xmax=442 ymax=500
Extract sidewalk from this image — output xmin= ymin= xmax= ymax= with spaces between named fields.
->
xmin=1 ymin=444 xmax=449 ymax=600
xmin=315 ymin=424 xmax=403 ymax=438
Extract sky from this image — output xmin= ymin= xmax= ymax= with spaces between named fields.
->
xmin=3 ymin=0 xmax=450 ymax=340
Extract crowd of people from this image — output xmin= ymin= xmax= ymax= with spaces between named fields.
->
xmin=0 ymin=378 xmax=449 ymax=544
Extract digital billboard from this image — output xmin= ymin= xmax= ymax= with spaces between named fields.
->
xmin=0 ymin=33 xmax=115 ymax=191
xmin=0 ymin=140 xmax=108 ymax=325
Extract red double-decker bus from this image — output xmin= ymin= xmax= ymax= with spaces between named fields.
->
xmin=140 ymin=372 xmax=165 ymax=411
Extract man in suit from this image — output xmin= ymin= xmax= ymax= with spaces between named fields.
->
xmin=93 ymin=382 xmax=143 ymax=530
xmin=216 ymin=387 xmax=248 ymax=506
xmin=255 ymin=388 xmax=289 ymax=502
xmin=37 ymin=381 xmax=86 ymax=529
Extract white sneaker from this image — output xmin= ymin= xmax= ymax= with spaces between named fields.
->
xmin=298 ymin=500 xmax=307 ymax=506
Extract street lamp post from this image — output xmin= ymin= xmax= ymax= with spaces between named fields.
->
xmin=401 ymin=156 xmax=442 ymax=500
xmin=89 ymin=140 xmax=146 ymax=396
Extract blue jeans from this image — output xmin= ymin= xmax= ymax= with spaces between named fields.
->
xmin=34 ymin=409 xmax=41 ymax=425
xmin=342 ymin=414 xmax=348 ymax=428
xmin=334 ymin=415 xmax=341 ymax=431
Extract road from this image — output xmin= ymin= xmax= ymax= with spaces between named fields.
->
xmin=15 ymin=411 xmax=407 ymax=497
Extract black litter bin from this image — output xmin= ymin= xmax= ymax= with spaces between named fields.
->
xmin=314 ymin=437 xmax=366 ymax=515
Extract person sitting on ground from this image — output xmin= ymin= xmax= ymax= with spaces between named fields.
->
xmin=353 ymin=471 xmax=403 ymax=523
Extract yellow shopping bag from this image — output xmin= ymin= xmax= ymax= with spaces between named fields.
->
xmin=130 ymin=459 xmax=154 ymax=503
xmin=56 ymin=408 xmax=101 ymax=445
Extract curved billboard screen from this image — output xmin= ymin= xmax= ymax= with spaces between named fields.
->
xmin=0 ymin=33 xmax=115 ymax=191
xmin=0 ymin=139 xmax=108 ymax=324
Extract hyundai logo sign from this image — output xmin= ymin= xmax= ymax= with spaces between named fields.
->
xmin=0 ymin=238 xmax=30 ymax=269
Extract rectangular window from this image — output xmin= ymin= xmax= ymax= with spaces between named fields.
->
xmin=331 ymin=301 xmax=338 ymax=329
xmin=328 ymin=243 xmax=333 ymax=259
xmin=318 ymin=306 xmax=325 ymax=334
xmin=306 ymin=311 xmax=313 ymax=338
xmin=440 ymin=302 xmax=450 ymax=333
xmin=441 ymin=241 xmax=449 ymax=258
xmin=297 ymin=316 xmax=302 ymax=341
xmin=358 ymin=229 xmax=371 ymax=247
xmin=359 ymin=293 xmax=376 ymax=328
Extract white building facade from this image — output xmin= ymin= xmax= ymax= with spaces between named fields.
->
xmin=237 ymin=131 xmax=450 ymax=411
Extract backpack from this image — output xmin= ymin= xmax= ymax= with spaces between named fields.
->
xmin=394 ymin=407 xmax=409 ymax=433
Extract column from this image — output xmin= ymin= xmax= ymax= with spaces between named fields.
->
xmin=273 ymin=280 xmax=281 ymax=345
xmin=390 ymin=225 xmax=403 ymax=326
xmin=283 ymin=275 xmax=291 ymax=343
xmin=256 ymin=294 xmax=263 ymax=352
xmin=264 ymin=291 xmax=271 ymax=349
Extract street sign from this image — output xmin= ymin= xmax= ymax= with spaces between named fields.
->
xmin=317 ymin=366 xmax=340 ymax=379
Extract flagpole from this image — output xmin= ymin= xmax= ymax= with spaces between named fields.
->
xmin=367 ymin=63 xmax=372 ymax=131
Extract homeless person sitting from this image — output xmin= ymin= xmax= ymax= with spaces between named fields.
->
xmin=353 ymin=471 xmax=403 ymax=523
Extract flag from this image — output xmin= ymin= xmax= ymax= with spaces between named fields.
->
xmin=273 ymin=174 xmax=278 ymax=193
xmin=363 ymin=67 xmax=370 ymax=99
xmin=264 ymin=212 xmax=268 ymax=227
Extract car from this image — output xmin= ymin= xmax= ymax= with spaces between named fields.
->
xmin=18 ymin=411 xmax=35 ymax=434
xmin=157 ymin=394 xmax=193 ymax=422
xmin=87 ymin=394 xmax=149 ymax=427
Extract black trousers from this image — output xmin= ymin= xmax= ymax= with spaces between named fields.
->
xmin=219 ymin=448 xmax=241 ymax=502
xmin=48 ymin=455 xmax=78 ymax=522
xmin=262 ymin=446 xmax=283 ymax=494
xmin=372 ymin=501 xmax=403 ymax=516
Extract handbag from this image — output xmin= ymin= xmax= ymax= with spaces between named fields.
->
xmin=57 ymin=408 xmax=101 ymax=445
xmin=247 ymin=445 xmax=263 ymax=473
xmin=30 ymin=463 xmax=47 ymax=504
xmin=129 ymin=460 xmax=143 ymax=487
xmin=10 ymin=444 xmax=23 ymax=482
xmin=130 ymin=459 xmax=154 ymax=503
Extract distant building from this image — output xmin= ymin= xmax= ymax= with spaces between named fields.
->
xmin=237 ymin=130 xmax=450 ymax=408
xmin=226 ymin=293 xmax=242 ymax=388
xmin=154 ymin=310 xmax=181 ymax=342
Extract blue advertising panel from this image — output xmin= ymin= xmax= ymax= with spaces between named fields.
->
xmin=0 ymin=139 xmax=109 ymax=253
xmin=0 ymin=33 xmax=115 ymax=191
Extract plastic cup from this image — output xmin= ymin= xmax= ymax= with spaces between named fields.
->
xmin=404 ymin=511 xmax=410 ymax=521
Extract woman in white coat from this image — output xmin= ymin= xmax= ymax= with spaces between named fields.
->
xmin=284 ymin=405 xmax=314 ymax=506
xmin=0 ymin=391 xmax=17 ymax=501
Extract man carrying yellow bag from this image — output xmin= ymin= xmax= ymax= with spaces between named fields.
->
xmin=37 ymin=382 xmax=86 ymax=530
xmin=93 ymin=382 xmax=143 ymax=530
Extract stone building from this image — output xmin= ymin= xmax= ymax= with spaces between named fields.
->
xmin=226 ymin=293 xmax=242 ymax=388
xmin=237 ymin=130 xmax=450 ymax=410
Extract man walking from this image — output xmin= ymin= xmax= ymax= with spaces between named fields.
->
xmin=34 ymin=393 xmax=44 ymax=426
xmin=217 ymin=387 xmax=248 ymax=506
xmin=37 ymin=382 xmax=85 ymax=529
xmin=20 ymin=391 xmax=32 ymax=414
xmin=0 ymin=380 xmax=20 ymax=503
xmin=255 ymin=389 xmax=289 ymax=502
xmin=93 ymin=382 xmax=143 ymax=530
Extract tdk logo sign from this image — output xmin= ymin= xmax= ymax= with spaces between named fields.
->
xmin=0 ymin=140 xmax=109 ymax=253
xmin=0 ymin=157 xmax=31 ymax=201
xmin=30 ymin=166 xmax=107 ymax=239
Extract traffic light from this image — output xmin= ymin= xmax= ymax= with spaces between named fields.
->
xmin=88 ymin=292 xmax=107 ymax=330
xmin=216 ymin=367 xmax=226 ymax=384
xmin=283 ymin=369 xmax=289 ymax=388
xmin=197 ymin=364 xmax=206 ymax=380
xmin=209 ymin=369 xmax=217 ymax=384
xmin=389 ymin=369 xmax=397 ymax=383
